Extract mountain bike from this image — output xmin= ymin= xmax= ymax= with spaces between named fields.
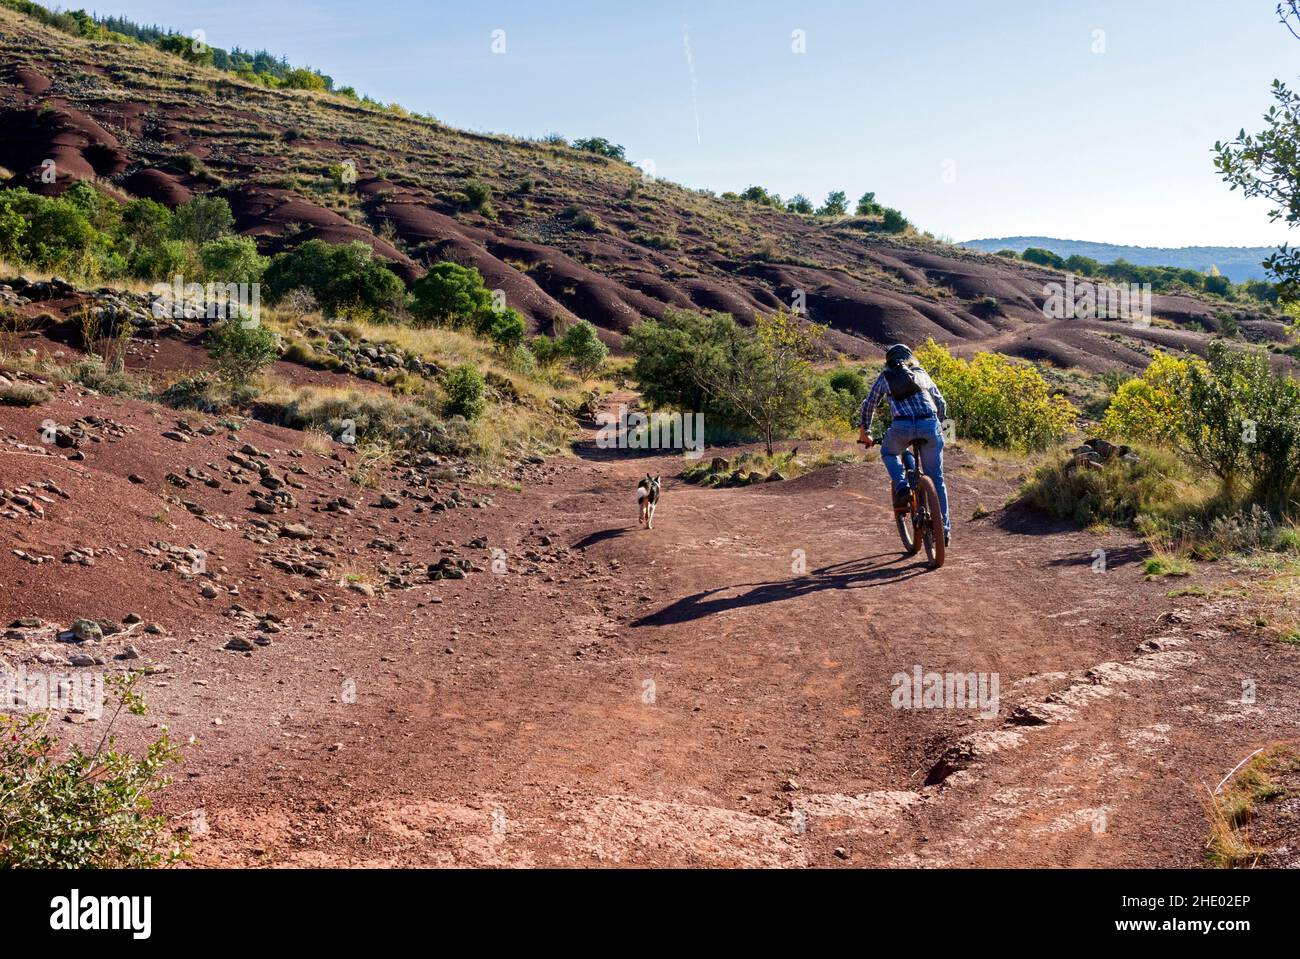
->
xmin=860 ymin=435 xmax=946 ymax=569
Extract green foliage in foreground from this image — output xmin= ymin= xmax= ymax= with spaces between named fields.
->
xmin=0 ymin=674 xmax=185 ymax=868
xmin=1103 ymin=342 xmax=1300 ymax=512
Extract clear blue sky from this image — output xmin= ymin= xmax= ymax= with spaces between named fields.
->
xmin=92 ymin=0 xmax=1298 ymax=247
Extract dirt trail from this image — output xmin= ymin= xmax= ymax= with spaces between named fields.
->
xmin=137 ymin=401 xmax=1293 ymax=868
xmin=4 ymin=388 xmax=1296 ymax=867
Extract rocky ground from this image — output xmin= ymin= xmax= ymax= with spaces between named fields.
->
xmin=3 ymin=375 xmax=1298 ymax=867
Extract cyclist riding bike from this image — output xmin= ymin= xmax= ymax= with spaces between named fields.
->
xmin=857 ymin=343 xmax=951 ymax=547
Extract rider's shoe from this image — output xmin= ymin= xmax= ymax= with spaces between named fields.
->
xmin=892 ymin=483 xmax=912 ymax=511
xmin=944 ymin=530 xmax=951 ymax=547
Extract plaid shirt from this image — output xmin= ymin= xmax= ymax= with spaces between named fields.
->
xmin=858 ymin=365 xmax=947 ymax=430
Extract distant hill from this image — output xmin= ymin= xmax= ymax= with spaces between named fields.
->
xmin=959 ymin=237 xmax=1276 ymax=284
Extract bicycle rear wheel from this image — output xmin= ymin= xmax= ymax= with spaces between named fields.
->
xmin=896 ymin=504 xmax=920 ymax=555
xmin=917 ymin=476 xmax=945 ymax=568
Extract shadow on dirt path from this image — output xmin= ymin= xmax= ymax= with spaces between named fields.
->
xmin=633 ymin=553 xmax=932 ymax=626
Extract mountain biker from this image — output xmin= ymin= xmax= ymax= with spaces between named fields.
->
xmin=857 ymin=343 xmax=951 ymax=546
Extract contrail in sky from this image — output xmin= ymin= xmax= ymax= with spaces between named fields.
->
xmin=682 ymin=22 xmax=701 ymax=145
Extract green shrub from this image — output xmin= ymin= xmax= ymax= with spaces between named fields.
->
xmin=207 ymin=320 xmax=278 ymax=386
xmin=563 ymin=206 xmax=604 ymax=232
xmin=0 ymin=381 xmax=50 ymax=406
xmin=817 ymin=190 xmax=848 ymax=217
xmin=0 ymin=675 xmax=185 ymax=868
xmin=1065 ymin=254 xmax=1101 ymax=276
xmin=199 ymin=235 xmax=268 ymax=284
xmin=71 ymin=356 xmax=141 ymax=396
xmin=627 ymin=308 xmax=736 ymax=422
xmin=0 ymin=195 xmax=27 ymax=262
xmin=159 ymin=31 xmax=213 ymax=66
xmin=282 ymin=340 xmax=317 ymax=365
xmin=1205 ymin=272 xmax=1232 ymax=297
xmin=880 ymin=208 xmax=910 ymax=233
xmin=169 ymin=195 xmax=234 ymax=245
xmin=1142 ymin=505 xmax=1299 ymax=561
xmin=740 ymin=185 xmax=784 ymax=209
xmin=559 ymin=319 xmax=608 ymax=377
xmin=572 ymin=136 xmax=626 ymax=160
xmin=856 ymin=192 xmax=884 ymax=216
xmin=121 ymin=198 xmax=173 ymax=249
xmin=1105 ymin=342 xmax=1300 ymax=510
xmin=530 ymin=334 xmax=563 ymax=367
xmin=628 ymin=308 xmax=822 ymax=454
xmin=462 ymin=180 xmax=493 ymax=212
xmin=282 ymin=67 xmax=327 ymax=91
xmin=410 ymin=261 xmax=492 ymax=326
xmin=823 ymin=367 xmax=869 ymax=429
xmin=0 ymin=188 xmax=98 ymax=270
xmin=443 ymin=363 xmax=486 ymax=419
xmin=1022 ymin=247 xmax=1066 ymax=269
xmin=130 ymin=238 xmax=193 ymax=281
xmin=828 ymin=367 xmax=867 ymax=398
xmin=264 ymin=239 xmax=405 ymax=317
xmin=913 ymin=338 xmax=1077 ymax=451
xmin=1021 ymin=444 xmax=1188 ymax=526
xmin=482 ymin=307 xmax=526 ymax=350
xmin=786 ymin=194 xmax=814 ymax=214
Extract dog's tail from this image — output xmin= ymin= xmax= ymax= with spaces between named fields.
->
xmin=636 ymin=486 xmax=648 ymax=501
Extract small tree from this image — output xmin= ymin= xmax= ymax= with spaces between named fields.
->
xmin=786 ymin=194 xmax=814 ymax=214
xmin=170 ymin=195 xmax=234 ymax=245
xmin=1022 ymin=247 xmax=1066 ymax=269
xmin=559 ymin=320 xmax=608 ymax=377
xmin=199 ymin=235 xmax=268 ymax=284
xmin=207 ymin=320 xmax=277 ymax=387
xmin=1184 ymin=341 xmax=1300 ymax=507
xmin=818 ymin=190 xmax=848 ymax=217
xmin=482 ymin=307 xmax=525 ymax=350
xmin=158 ymin=32 xmax=214 ymax=66
xmin=856 ymin=191 xmax=883 ymax=216
xmin=530 ymin=334 xmax=564 ymax=368
xmin=410 ymin=261 xmax=493 ymax=326
xmin=697 ymin=310 xmax=824 ymax=456
xmin=880 ymin=208 xmax=910 ymax=233
xmin=264 ymin=239 xmax=404 ymax=317
xmin=572 ymin=137 xmax=626 ymax=160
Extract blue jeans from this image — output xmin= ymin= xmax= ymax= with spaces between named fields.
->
xmin=881 ymin=417 xmax=950 ymax=534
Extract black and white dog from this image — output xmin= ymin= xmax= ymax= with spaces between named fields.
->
xmin=636 ymin=474 xmax=661 ymax=529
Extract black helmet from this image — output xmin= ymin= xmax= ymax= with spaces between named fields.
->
xmin=885 ymin=343 xmax=913 ymax=367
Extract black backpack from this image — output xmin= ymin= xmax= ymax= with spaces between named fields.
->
xmin=883 ymin=364 xmax=921 ymax=401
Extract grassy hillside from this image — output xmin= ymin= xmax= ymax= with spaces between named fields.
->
xmin=0 ymin=3 xmax=1287 ymax=372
